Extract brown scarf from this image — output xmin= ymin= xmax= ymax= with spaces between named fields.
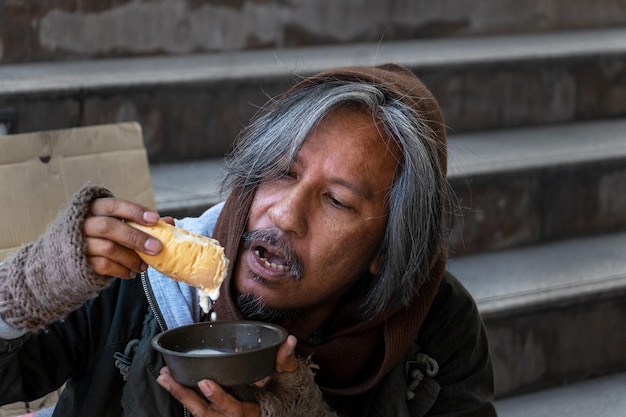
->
xmin=212 ymin=64 xmax=448 ymax=397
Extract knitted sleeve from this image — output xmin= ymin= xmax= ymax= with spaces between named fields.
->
xmin=0 ymin=183 xmax=115 ymax=331
xmin=256 ymin=357 xmax=339 ymax=417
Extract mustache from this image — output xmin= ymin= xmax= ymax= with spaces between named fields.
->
xmin=241 ymin=228 xmax=303 ymax=280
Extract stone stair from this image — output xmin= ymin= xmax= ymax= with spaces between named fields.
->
xmin=2 ymin=4 xmax=626 ymax=414
xmin=3 ymin=0 xmax=626 ymax=64
xmin=448 ymin=117 xmax=626 ymax=255
xmin=448 ymin=231 xmax=626 ymax=398
xmin=2 ymin=27 xmax=626 ymax=164
xmin=496 ymin=371 xmax=626 ymax=417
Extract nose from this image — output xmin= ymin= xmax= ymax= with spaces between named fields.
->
xmin=266 ymin=185 xmax=308 ymax=237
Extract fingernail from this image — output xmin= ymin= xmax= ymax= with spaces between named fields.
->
xmin=143 ymin=211 xmax=160 ymax=223
xmin=198 ymin=380 xmax=212 ymax=396
xmin=288 ymin=335 xmax=297 ymax=352
xmin=144 ymin=238 xmax=161 ymax=254
xmin=156 ymin=375 xmax=170 ymax=391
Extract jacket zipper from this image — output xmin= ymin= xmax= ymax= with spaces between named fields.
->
xmin=141 ymin=271 xmax=188 ymax=417
xmin=140 ymin=271 xmax=166 ymax=332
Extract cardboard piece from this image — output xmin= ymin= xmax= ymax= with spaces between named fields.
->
xmin=0 ymin=122 xmax=155 ymax=261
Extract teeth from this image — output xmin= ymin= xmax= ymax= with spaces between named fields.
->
xmin=256 ymin=249 xmax=289 ymax=271
xmin=263 ymin=258 xmax=288 ymax=271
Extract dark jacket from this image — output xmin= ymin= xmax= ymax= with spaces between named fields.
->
xmin=0 ymin=269 xmax=495 ymax=417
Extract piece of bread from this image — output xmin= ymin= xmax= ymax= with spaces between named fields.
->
xmin=128 ymin=220 xmax=229 ymax=304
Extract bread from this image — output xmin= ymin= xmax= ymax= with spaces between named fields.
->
xmin=128 ymin=220 xmax=229 ymax=309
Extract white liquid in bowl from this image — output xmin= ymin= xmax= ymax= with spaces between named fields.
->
xmin=186 ymin=348 xmax=230 ymax=355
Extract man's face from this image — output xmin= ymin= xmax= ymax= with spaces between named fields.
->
xmin=233 ymin=107 xmax=399 ymax=330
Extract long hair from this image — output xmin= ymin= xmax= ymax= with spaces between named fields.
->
xmin=222 ymin=80 xmax=453 ymax=319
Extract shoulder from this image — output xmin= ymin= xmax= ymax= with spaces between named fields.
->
xmin=410 ymin=271 xmax=497 ymax=416
xmin=428 ymin=271 xmax=480 ymax=324
xmin=418 ymin=270 xmax=489 ymax=372
xmin=174 ymin=202 xmax=225 ymax=237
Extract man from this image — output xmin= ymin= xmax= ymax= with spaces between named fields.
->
xmin=0 ymin=64 xmax=496 ymax=416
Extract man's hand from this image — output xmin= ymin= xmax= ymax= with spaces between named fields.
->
xmin=156 ymin=335 xmax=299 ymax=417
xmin=158 ymin=368 xmax=261 ymax=417
xmin=83 ymin=197 xmax=171 ymax=279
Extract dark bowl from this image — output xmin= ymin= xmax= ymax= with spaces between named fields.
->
xmin=151 ymin=321 xmax=288 ymax=388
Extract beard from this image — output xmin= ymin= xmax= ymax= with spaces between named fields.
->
xmin=235 ymin=291 xmax=304 ymax=324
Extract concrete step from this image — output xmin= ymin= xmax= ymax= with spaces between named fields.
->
xmin=149 ymin=117 xmax=626 ymax=253
xmin=1 ymin=28 xmax=626 ymax=163
xmin=496 ymin=371 xmax=626 ymax=417
xmin=3 ymin=0 xmax=626 ymax=64
xmin=151 ymin=158 xmax=225 ymax=218
xmin=448 ymin=232 xmax=626 ymax=398
xmin=448 ymin=117 xmax=626 ymax=255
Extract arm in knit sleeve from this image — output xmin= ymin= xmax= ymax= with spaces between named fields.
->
xmin=0 ymin=183 xmax=115 ymax=332
xmin=255 ymin=357 xmax=339 ymax=417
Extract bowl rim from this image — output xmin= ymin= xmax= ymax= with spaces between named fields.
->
xmin=151 ymin=320 xmax=288 ymax=357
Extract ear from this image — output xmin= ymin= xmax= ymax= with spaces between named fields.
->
xmin=369 ymin=254 xmax=385 ymax=276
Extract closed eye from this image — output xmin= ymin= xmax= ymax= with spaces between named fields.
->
xmin=326 ymin=194 xmax=351 ymax=210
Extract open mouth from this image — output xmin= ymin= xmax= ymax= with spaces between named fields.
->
xmin=254 ymin=244 xmax=291 ymax=272
xmin=242 ymin=229 xmax=302 ymax=279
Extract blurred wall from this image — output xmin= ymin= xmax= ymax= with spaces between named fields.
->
xmin=2 ymin=0 xmax=626 ymax=64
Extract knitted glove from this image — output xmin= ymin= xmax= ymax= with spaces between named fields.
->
xmin=0 ymin=183 xmax=115 ymax=331
xmin=256 ymin=357 xmax=339 ymax=417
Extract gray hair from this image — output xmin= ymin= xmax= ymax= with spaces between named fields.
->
xmin=223 ymin=80 xmax=452 ymax=319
